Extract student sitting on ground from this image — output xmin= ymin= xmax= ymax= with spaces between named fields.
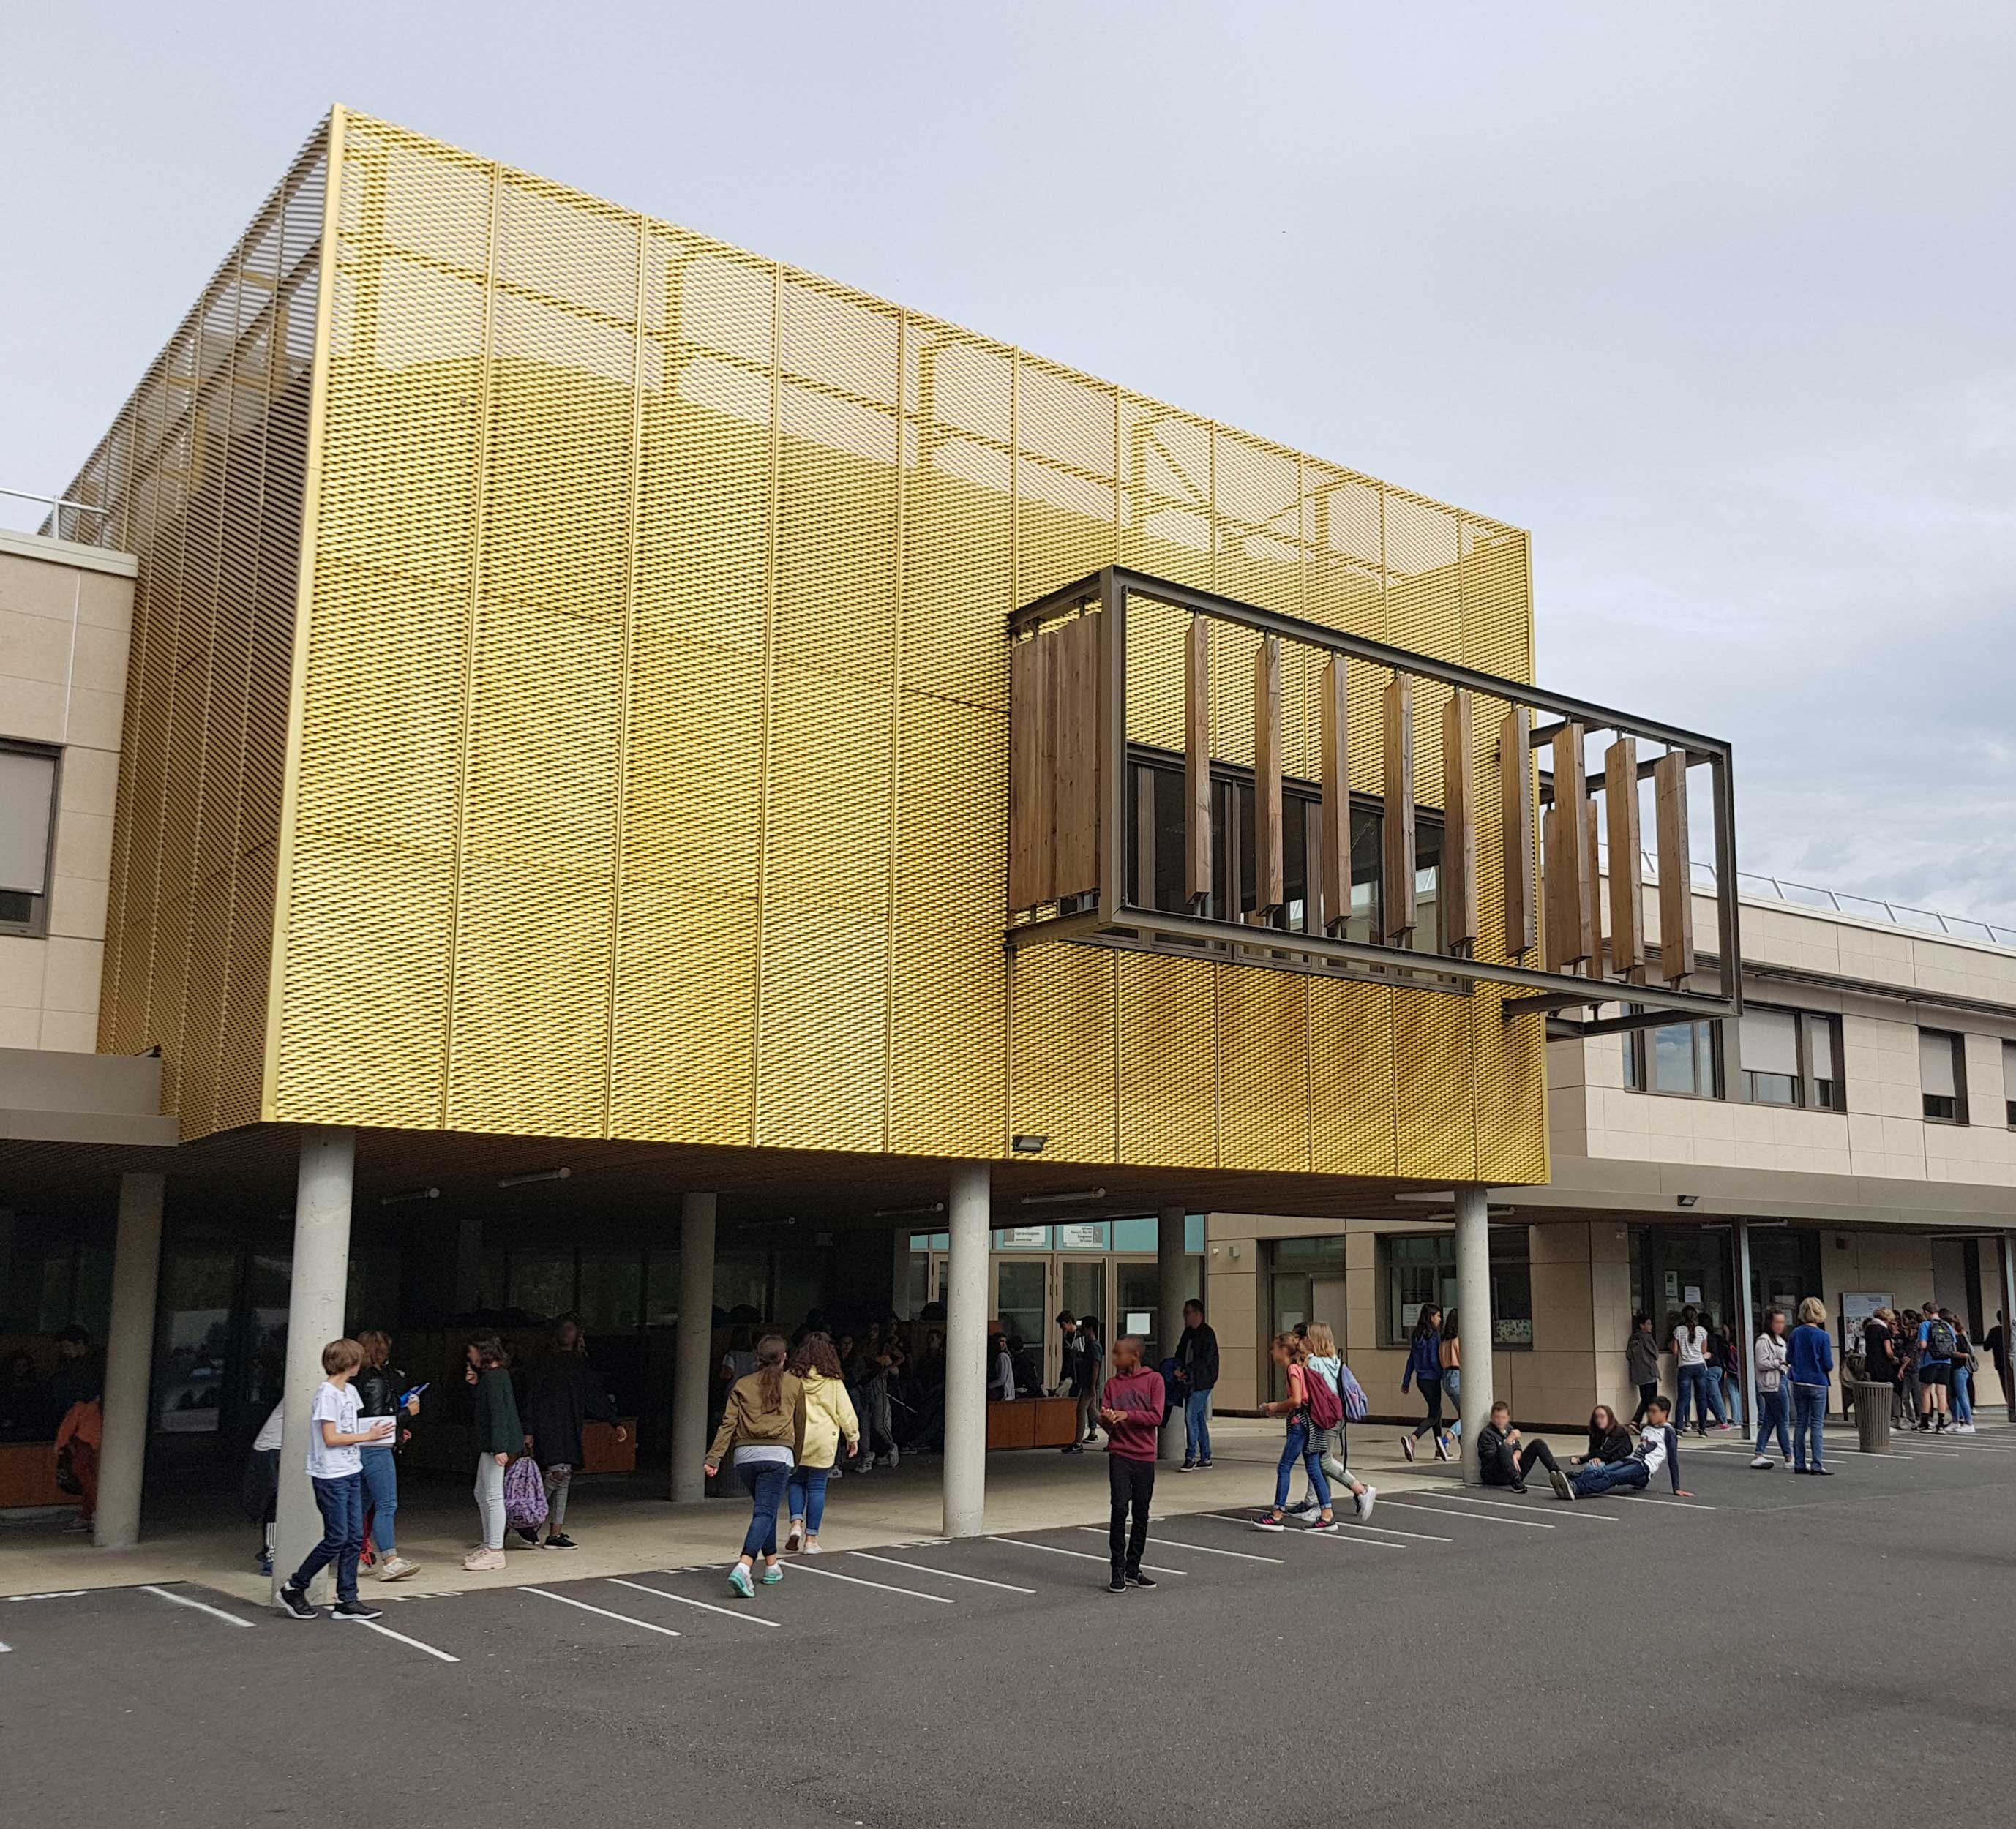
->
xmin=1475 ymin=1401 xmax=1563 ymax=1492
xmin=1550 ymin=1395 xmax=1693 ymax=1501
xmin=1570 ymin=1404 xmax=1633 ymax=1467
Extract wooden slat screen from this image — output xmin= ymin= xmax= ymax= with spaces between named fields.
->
xmin=1185 ymin=616 xmax=1210 ymax=906
xmin=1253 ymin=636 xmax=1284 ymax=914
xmin=1008 ymin=632 xmax=1053 ymax=910
xmin=1604 ymin=735 xmax=1645 ymax=978
xmin=1542 ymin=721 xmax=1592 ymax=969
xmin=1319 ymin=656 xmax=1349 ymax=933
xmin=1382 ymin=673 xmax=1415 ymax=942
xmin=1051 ymin=614 xmax=1101 ymax=901
xmin=1499 ymin=704 xmax=1536 ymax=955
xmin=1655 ymin=748 xmax=1694 ymax=985
xmin=1441 ymin=690 xmax=1477 ymax=950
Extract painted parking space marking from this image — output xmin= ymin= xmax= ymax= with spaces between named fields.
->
xmin=1374 ymin=1498 xmax=1554 ymax=1529
xmin=142 ymin=1585 xmax=255 ymax=1629
xmin=790 ymin=1562 xmax=952 ymax=1604
xmin=1611 ymin=1493 xmax=1717 ymax=1510
xmin=1436 ymin=1490 xmax=1618 ymax=1520
xmin=618 ymin=1577 xmax=782 ymax=1627
xmin=351 ymin=1618 xmax=459 ymax=1662
xmin=522 ymin=1586 xmax=681 ymax=1637
xmin=847 ymin=1552 xmax=1036 ymax=1593
xmin=1080 ymin=1528 xmax=1282 ymax=1564
xmin=5 ymin=1590 xmax=88 ymax=1602
xmin=988 ymin=1537 xmax=1189 ymax=1577
xmin=1199 ymin=1510 xmax=1444 ymax=1544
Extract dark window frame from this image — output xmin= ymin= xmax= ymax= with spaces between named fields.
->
xmin=1623 ymin=1010 xmax=1725 ymax=1102
xmin=0 ymin=737 xmax=61 ymax=939
xmin=1919 ymin=1027 xmax=1968 ymax=1126
xmin=1375 ymin=1228 xmax=1532 ymax=1351
xmin=1731 ymin=1003 xmax=1846 ymax=1113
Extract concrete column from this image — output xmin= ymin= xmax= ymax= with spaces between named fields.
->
xmin=1157 ymin=1205 xmax=1187 ymax=1461
xmin=94 ymin=1172 xmax=165 ymax=1550
xmin=671 ymin=1191 xmax=717 ymax=1503
xmin=942 ymin=1161 xmax=990 ymax=1538
xmin=1453 ymin=1185 xmax=1494 ymax=1485
xmin=272 ymin=1127 xmax=356 ymax=1600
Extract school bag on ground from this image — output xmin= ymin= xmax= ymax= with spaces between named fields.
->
xmin=1304 ymin=1364 xmax=1344 ymax=1431
xmin=503 ymin=1454 xmax=549 ymax=1530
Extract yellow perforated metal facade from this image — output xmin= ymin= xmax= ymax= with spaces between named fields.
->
xmin=68 ymin=107 xmax=1547 ymax=1188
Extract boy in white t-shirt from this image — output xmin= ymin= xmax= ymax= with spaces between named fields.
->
xmin=277 ymin=1338 xmax=393 ymax=1622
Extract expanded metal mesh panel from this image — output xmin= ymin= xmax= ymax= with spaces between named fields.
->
xmin=55 ymin=125 xmax=327 ymax=1140
xmin=53 ymin=107 xmax=1548 ymax=1177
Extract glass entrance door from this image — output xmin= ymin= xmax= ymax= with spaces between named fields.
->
xmin=992 ymin=1258 xmax=1051 ymax=1392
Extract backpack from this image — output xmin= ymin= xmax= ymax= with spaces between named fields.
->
xmin=1303 ymin=1363 xmax=1344 ymax=1432
xmin=503 ymin=1454 xmax=549 ymax=1530
xmin=1336 ymin=1361 xmax=1370 ymax=1424
xmin=1926 ymin=1316 xmax=1957 ymax=1359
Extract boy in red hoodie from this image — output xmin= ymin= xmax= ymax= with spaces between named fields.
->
xmin=1099 ymin=1334 xmax=1165 ymax=1594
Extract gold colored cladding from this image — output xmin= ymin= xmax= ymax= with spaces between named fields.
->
xmin=62 ymin=124 xmax=329 ymax=1140
xmin=233 ymin=108 xmax=1543 ymax=1182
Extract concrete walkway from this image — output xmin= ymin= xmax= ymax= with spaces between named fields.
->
xmin=0 ymin=1416 xmax=1485 ymax=1601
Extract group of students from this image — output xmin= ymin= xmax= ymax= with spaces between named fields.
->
xmin=1476 ymin=1397 xmax=1694 ymax=1500
xmin=1857 ymin=1304 xmax=1983 ymax=1434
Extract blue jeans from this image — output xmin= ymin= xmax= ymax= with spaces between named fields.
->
xmin=1676 ymin=1364 xmax=1709 ymax=1430
xmin=1183 ymin=1388 xmax=1213 ymax=1462
xmin=1714 ymin=1370 xmax=1742 ymax=1428
xmin=1952 ymin=1364 xmax=1974 ymax=1423
xmin=738 ymin=1460 xmax=790 ymax=1559
xmin=1791 ymin=1382 xmax=1827 ymax=1469
xmin=1273 ymin=1419 xmax=1330 ymax=1512
xmin=787 ymin=1463 xmax=830 ymax=1533
xmin=290 ymin=1471 xmax=364 ymax=1602
xmin=1755 ymin=1386 xmax=1791 ymax=1458
xmin=1572 ymin=1458 xmax=1649 ymax=1499
xmin=358 ymin=1447 xmax=399 ymax=1555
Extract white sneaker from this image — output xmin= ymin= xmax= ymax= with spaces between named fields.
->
xmin=1749 ymin=1455 xmax=1773 ymax=1469
xmin=785 ymin=1521 xmax=806 ymax=1554
xmin=1955 ymin=1423 xmax=1976 ymax=1434
xmin=376 ymin=1554 xmax=421 ymax=1581
xmin=1400 ymin=1435 xmax=1415 ymax=1462
xmin=1433 ymin=1433 xmax=1453 ymax=1462
xmin=1354 ymin=1487 xmax=1377 ymax=1522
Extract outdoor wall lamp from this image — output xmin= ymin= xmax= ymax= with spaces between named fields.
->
xmin=1011 ymin=1134 xmax=1049 ymax=1153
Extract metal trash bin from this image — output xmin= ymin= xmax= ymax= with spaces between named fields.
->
xmin=1853 ymin=1381 xmax=1892 ymax=1454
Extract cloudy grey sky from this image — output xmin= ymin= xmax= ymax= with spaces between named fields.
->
xmin=6 ymin=2 xmax=2012 ymax=925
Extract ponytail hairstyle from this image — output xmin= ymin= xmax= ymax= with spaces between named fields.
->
xmin=753 ymin=1332 xmax=790 ymax=1413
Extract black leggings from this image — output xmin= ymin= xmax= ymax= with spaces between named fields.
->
xmin=1484 ymin=1438 xmax=1559 ymax=1485
xmin=1108 ymin=1454 xmax=1155 ymax=1574
xmin=1412 ymin=1376 xmax=1444 ymax=1438
xmin=1630 ymin=1381 xmax=1659 ymax=1424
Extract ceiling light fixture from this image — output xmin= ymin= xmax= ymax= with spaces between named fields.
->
xmin=498 ymin=1166 xmax=572 ymax=1190
xmin=1011 ymin=1134 xmax=1049 ymax=1154
xmin=379 ymin=1186 xmax=440 ymax=1207
xmin=1019 ymin=1187 xmax=1106 ymax=1206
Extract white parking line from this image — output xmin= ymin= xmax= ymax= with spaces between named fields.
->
xmin=1436 ymin=1491 xmax=1617 ymax=1521
xmin=351 ymin=1618 xmax=459 ymax=1662
xmin=1611 ymin=1494 xmax=1717 ymax=1511
xmin=1076 ymin=1528 xmax=1281 ymax=1564
xmin=1201 ymin=1511 xmax=1447 ymax=1544
xmin=620 ymin=1577 xmax=782 ymax=1627
xmin=848 ymin=1553 xmax=1037 ymax=1593
xmin=1374 ymin=1499 xmax=1554 ymax=1530
xmin=6 ymin=1590 xmax=88 ymax=1601
xmin=790 ymin=1563 xmax=952 ymax=1603
xmin=0 ymin=1640 xmax=10 ymax=1653
xmin=988 ymin=1537 xmax=1189 ymax=1577
xmin=143 ymin=1584 xmax=255 ymax=1628
xmin=522 ymin=1587 xmax=681 ymax=1637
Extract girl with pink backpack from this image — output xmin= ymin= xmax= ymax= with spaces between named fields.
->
xmin=1251 ymin=1334 xmax=1340 ymax=1533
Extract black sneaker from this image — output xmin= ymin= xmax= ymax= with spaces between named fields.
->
xmin=1125 ymin=1571 xmax=1157 ymax=1589
xmin=513 ymin=1527 xmax=541 ymax=1548
xmin=331 ymin=1599 xmax=384 ymax=1622
xmin=1178 ymin=1459 xmax=1196 ymax=1471
xmin=277 ymin=1585 xmax=319 ymax=1620
xmin=544 ymin=1533 xmax=577 ymax=1550
xmin=1107 ymin=1571 xmax=1127 ymax=1593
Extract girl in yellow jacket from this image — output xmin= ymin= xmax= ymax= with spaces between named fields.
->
xmin=784 ymin=1333 xmax=859 ymax=1554
xmin=705 ymin=1334 xmax=803 ymax=1598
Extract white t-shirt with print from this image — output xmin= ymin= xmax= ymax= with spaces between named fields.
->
xmin=306 ymin=1379 xmax=367 ymax=1479
xmin=1674 ymin=1326 xmax=1708 ymax=1367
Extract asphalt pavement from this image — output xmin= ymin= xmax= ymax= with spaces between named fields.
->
xmin=7 ymin=1421 xmax=2016 ymax=1829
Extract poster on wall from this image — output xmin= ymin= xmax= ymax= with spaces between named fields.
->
xmin=1056 ymin=1223 xmax=1107 ymax=1250
xmin=1841 ymin=1291 xmax=1892 ymax=1346
xmin=1683 ymin=1285 xmax=1703 ymax=1307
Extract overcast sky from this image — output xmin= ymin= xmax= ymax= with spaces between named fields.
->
xmin=6 ymin=2 xmax=2012 ymax=927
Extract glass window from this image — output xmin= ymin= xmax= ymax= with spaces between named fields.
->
xmin=1112 ymin=1216 xmax=1158 ymax=1252
xmin=1646 ymin=1018 xmax=1720 ymax=1098
xmin=0 ymin=741 xmax=59 ymax=936
xmin=1802 ymin=1012 xmax=1845 ymax=1111
xmin=1919 ymin=1029 xmax=1966 ymax=1124
xmin=2004 ymin=1040 xmax=2016 ymax=1128
xmin=509 ymin=1250 xmax=576 ymax=1321
xmin=1407 ymin=821 xmax=1442 ymax=955
xmin=577 ymin=1252 xmax=642 ymax=1332
xmin=644 ymin=1250 xmax=683 ymax=1326
xmin=1381 ymin=1235 xmax=1456 ymax=1345
xmin=1738 ymin=1008 xmax=1801 ymax=1105
xmin=1346 ymin=805 xmax=1382 ymax=942
xmin=1056 ymin=1220 xmax=1110 ymax=1250
xmin=1489 ymin=1228 xmax=1534 ymax=1347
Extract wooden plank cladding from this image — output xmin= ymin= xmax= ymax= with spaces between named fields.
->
xmin=1008 ymin=612 xmax=1103 ymax=912
xmin=1253 ymin=636 xmax=1284 ymax=914
xmin=1604 ymin=735 xmax=1645 ymax=978
xmin=1655 ymin=748 xmax=1694 ymax=985
xmin=1542 ymin=721 xmax=1592 ymax=970
xmin=1185 ymin=617 xmax=1210 ymax=906
xmin=1439 ymin=691 xmax=1477 ymax=951
xmin=1319 ymin=657 xmax=1349 ymax=933
xmin=1499 ymin=705 xmax=1536 ymax=955
xmin=1382 ymin=674 xmax=1415 ymax=942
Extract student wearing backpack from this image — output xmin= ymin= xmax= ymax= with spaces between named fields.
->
xmin=1171 ymin=1300 xmax=1219 ymax=1471
xmin=1916 ymin=1306 xmax=1957 ymax=1432
xmin=1399 ymin=1305 xmax=1453 ymax=1463
xmin=705 ymin=1333 xmax=806 ymax=1599
xmin=1788 ymin=1297 xmax=1836 ymax=1473
xmin=1294 ymin=1323 xmax=1376 ymax=1520
xmin=1252 ymin=1333 xmax=1340 ymax=1533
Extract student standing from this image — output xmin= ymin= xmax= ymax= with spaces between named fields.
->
xmin=1948 ymin=1312 xmax=1978 ymax=1432
xmin=518 ymin=1317 xmax=627 ymax=1550
xmin=463 ymin=1335 xmax=522 ymax=1572
xmin=705 ymin=1333 xmax=803 ymax=1599
xmin=1671 ymin=1305 xmax=1712 ymax=1436
xmin=1439 ymin=1309 xmax=1464 ymax=1445
xmin=1098 ymin=1334 xmax=1166 ymax=1593
xmin=1399 ymin=1304 xmax=1452 ymax=1463
xmin=1750 ymin=1307 xmax=1793 ymax=1468
xmin=1253 ymin=1333 xmax=1338 ymax=1533
xmin=1914 ymin=1305 xmax=1956 ymax=1433
xmin=784 ymin=1332 xmax=858 ymax=1555
xmin=1788 ymin=1297 xmax=1835 ymax=1474
xmin=276 ymin=1338 xmax=392 ymax=1620
xmin=1862 ymin=1308 xmax=1899 ymax=1426
xmin=353 ymin=1330 xmax=422 ymax=1581
xmin=1054 ymin=1312 xmax=1098 ymax=1454
xmin=1171 ymin=1300 xmax=1219 ymax=1471
xmin=1476 ymin=1402 xmax=1563 ymax=1491
xmin=1625 ymin=1313 xmax=1661 ymax=1426
xmin=1713 ymin=1321 xmax=1744 ymax=1431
